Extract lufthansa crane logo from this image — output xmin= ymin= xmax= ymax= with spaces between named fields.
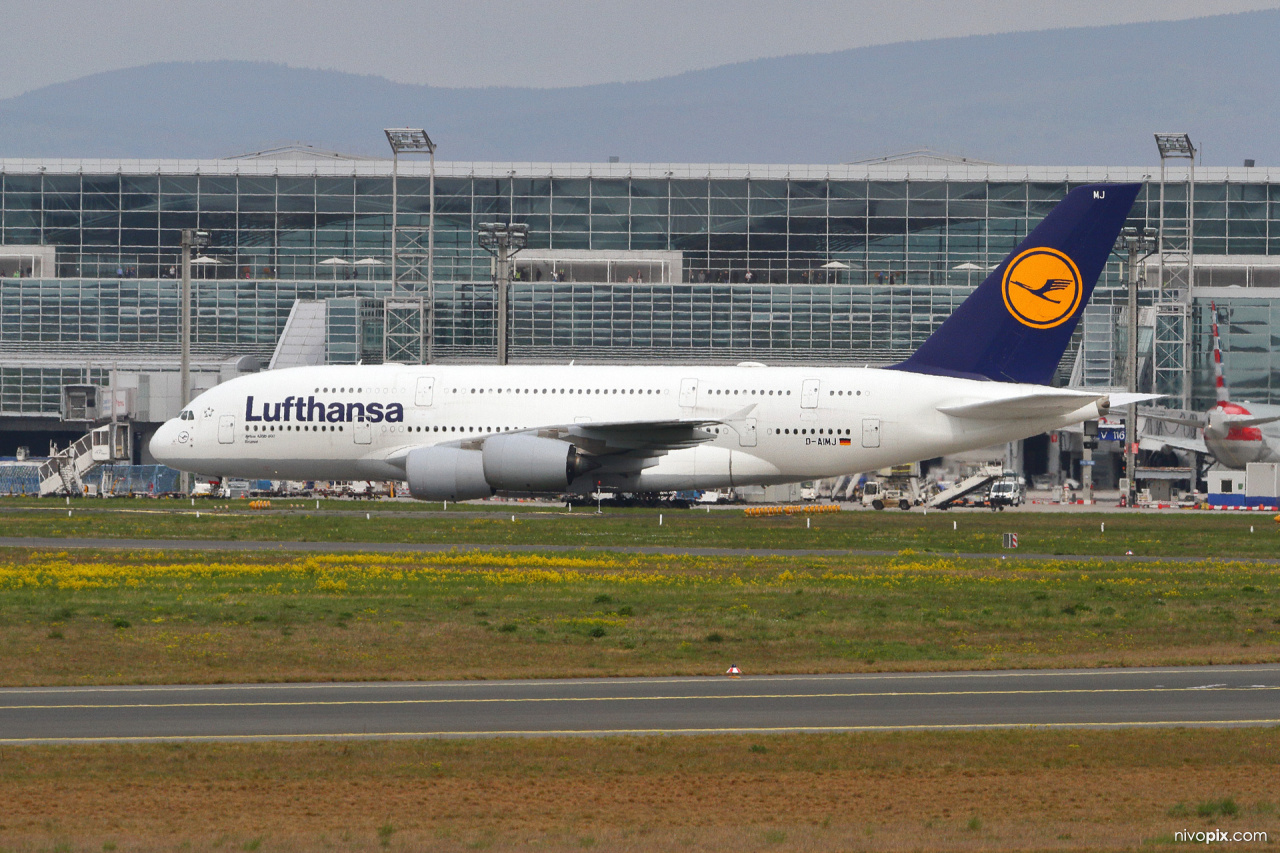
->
xmin=1001 ymin=247 xmax=1083 ymax=329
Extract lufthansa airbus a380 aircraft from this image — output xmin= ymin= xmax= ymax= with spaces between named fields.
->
xmin=152 ymin=183 xmax=1148 ymax=500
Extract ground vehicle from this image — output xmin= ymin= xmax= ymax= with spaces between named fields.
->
xmin=861 ymin=474 xmax=918 ymax=511
xmin=986 ymin=477 xmax=1025 ymax=509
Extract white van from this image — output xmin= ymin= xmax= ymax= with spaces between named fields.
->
xmin=988 ymin=479 xmax=1025 ymax=508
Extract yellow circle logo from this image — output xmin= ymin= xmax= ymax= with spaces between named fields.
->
xmin=1001 ymin=247 xmax=1083 ymax=329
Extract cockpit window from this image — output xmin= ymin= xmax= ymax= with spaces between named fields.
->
xmin=180 ymin=410 xmax=194 ymax=421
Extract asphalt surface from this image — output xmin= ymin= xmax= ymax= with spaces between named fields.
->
xmin=2 ymin=665 xmax=1277 ymax=744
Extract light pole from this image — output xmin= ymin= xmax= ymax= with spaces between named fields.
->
xmin=1154 ymin=133 xmax=1196 ymax=410
xmin=179 ymin=228 xmax=209 ymax=494
xmin=477 ymin=222 xmax=529 ymax=365
xmin=384 ymin=128 xmax=436 ymax=361
xmin=1082 ymin=418 xmax=1097 ymax=505
xmin=1115 ymin=225 xmax=1158 ymax=508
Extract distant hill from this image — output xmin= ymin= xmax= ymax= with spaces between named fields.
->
xmin=1 ymin=10 xmax=1278 ymax=165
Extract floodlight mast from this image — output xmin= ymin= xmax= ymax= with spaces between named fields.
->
xmin=1154 ymin=133 xmax=1196 ymax=411
xmin=1115 ymin=225 xmax=1158 ymax=508
xmin=1154 ymin=133 xmax=1195 ymax=158
xmin=179 ymin=228 xmax=209 ymax=495
xmin=384 ymin=127 xmax=436 ymax=361
xmin=477 ymin=222 xmax=529 ymax=365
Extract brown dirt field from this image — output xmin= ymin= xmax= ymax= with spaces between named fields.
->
xmin=1 ymin=729 xmax=1277 ymax=852
xmin=5 ymin=623 xmax=1277 ymax=688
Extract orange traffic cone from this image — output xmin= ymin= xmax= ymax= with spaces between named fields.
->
xmin=726 ymin=664 xmax=741 ymax=677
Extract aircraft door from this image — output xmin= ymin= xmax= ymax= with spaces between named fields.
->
xmin=679 ymin=378 xmax=699 ymax=408
xmin=862 ymin=418 xmax=881 ymax=448
xmin=353 ymin=419 xmax=372 ymax=445
xmin=738 ymin=418 xmax=757 ymax=447
xmin=801 ymin=379 xmax=820 ymax=408
xmin=415 ymin=377 xmax=435 ymax=407
xmin=217 ymin=415 xmax=235 ymax=445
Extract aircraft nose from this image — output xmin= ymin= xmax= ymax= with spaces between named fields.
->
xmin=149 ymin=420 xmax=178 ymax=464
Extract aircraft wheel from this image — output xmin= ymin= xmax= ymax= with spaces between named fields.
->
xmin=871 ymin=499 xmax=885 ymax=511
xmin=898 ymin=499 xmax=910 ymax=511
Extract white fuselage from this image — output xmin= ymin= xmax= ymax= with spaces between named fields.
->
xmin=150 ymin=363 xmax=1105 ymax=493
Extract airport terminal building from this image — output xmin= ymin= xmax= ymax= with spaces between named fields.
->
xmin=2 ymin=147 xmax=1278 ymax=487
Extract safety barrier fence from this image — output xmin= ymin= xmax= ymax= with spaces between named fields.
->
xmin=0 ymin=464 xmax=40 ymax=495
xmin=93 ymin=464 xmax=181 ymax=495
xmin=744 ymin=504 xmax=842 ymax=517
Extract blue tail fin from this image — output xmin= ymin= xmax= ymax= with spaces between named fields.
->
xmin=890 ymin=183 xmax=1140 ymax=385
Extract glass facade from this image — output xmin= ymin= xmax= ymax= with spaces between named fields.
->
xmin=0 ymin=366 xmax=108 ymax=418
xmin=1 ymin=165 xmax=1241 ymax=283
xmin=1 ymin=157 xmax=1279 ymax=421
xmin=1195 ymin=298 xmax=1280 ymax=404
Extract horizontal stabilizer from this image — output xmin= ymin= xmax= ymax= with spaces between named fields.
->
xmin=1140 ymin=434 xmax=1207 ymax=454
xmin=1141 ymin=410 xmax=1207 ymax=429
xmin=1104 ymin=392 xmax=1165 ymax=409
xmin=1223 ymin=412 xmax=1280 ymax=429
xmin=1144 ymin=407 xmax=1280 ymax=430
xmin=937 ymin=390 xmax=1107 ymax=420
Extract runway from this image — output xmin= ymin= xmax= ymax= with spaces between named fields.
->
xmin=2 ymin=664 xmax=1277 ymax=744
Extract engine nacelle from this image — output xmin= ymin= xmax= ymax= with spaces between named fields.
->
xmin=482 ymin=434 xmax=589 ymax=492
xmin=405 ymin=446 xmax=491 ymax=501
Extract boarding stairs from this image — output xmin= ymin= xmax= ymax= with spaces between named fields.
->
xmin=36 ymin=423 xmax=132 ymax=496
xmin=926 ymin=465 xmax=1004 ymax=509
xmin=830 ymin=474 xmax=863 ymax=501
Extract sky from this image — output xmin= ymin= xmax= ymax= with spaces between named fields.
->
xmin=4 ymin=0 xmax=1280 ymax=100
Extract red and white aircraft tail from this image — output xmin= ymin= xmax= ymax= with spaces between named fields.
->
xmin=1143 ymin=302 xmax=1280 ymax=468
xmin=1210 ymin=301 xmax=1231 ymax=404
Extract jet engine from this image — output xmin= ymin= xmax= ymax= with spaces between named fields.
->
xmin=404 ymin=446 xmax=492 ymax=501
xmin=481 ymin=434 xmax=595 ymax=492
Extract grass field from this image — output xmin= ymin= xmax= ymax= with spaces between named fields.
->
xmin=1 ymin=547 xmax=1276 ymax=685
xmin=3 ymin=504 xmax=1277 ymax=851
xmin=2 ymin=497 xmax=1280 ymax=557
xmin=2 ymin=728 xmax=1277 ymax=851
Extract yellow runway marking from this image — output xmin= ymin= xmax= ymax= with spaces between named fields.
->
xmin=2 ymin=719 xmax=1279 ymax=745
xmin=2 ymin=666 xmax=1278 ymax=696
xmin=2 ymin=685 xmax=1276 ymax=711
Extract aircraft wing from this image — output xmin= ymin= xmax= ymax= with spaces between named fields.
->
xmin=521 ymin=404 xmax=758 ymax=456
xmin=383 ymin=408 xmax=755 ymax=467
xmin=533 ymin=419 xmax=718 ymax=455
